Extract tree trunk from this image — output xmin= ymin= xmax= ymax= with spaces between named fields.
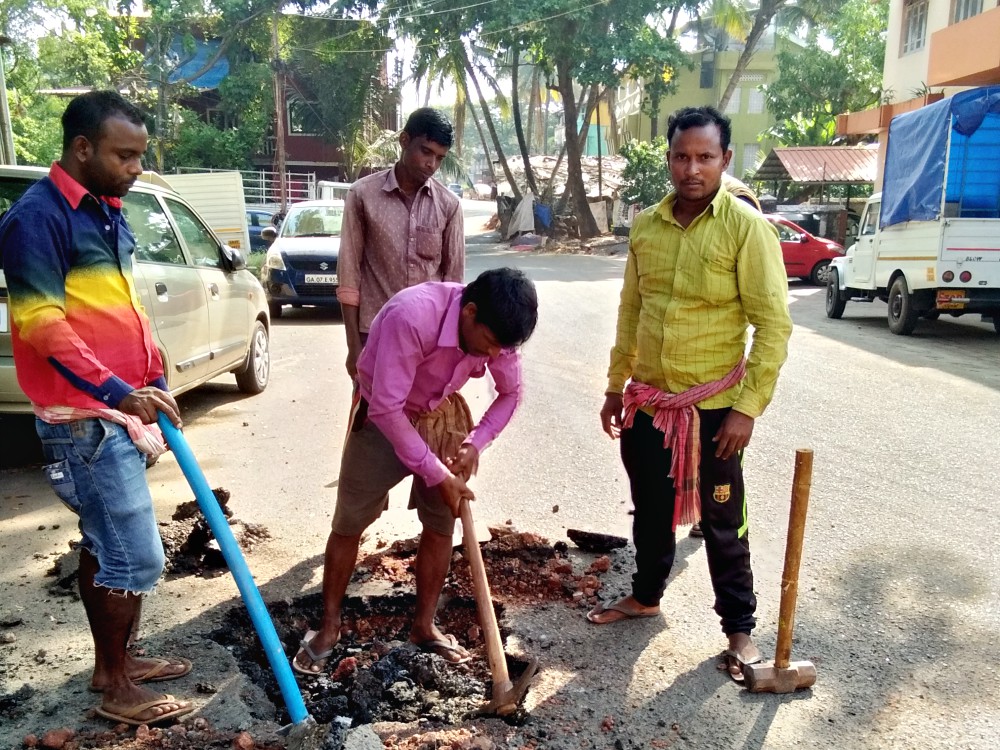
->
xmin=462 ymin=45 xmax=520 ymax=200
xmin=463 ymin=88 xmax=495 ymax=184
xmin=556 ymin=63 xmax=599 ymax=238
xmin=510 ymin=43 xmax=539 ymax=195
xmin=717 ymin=2 xmax=777 ymax=113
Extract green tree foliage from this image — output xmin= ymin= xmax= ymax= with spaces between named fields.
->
xmin=618 ymin=137 xmax=670 ymax=209
xmin=763 ymin=0 xmax=888 ymax=145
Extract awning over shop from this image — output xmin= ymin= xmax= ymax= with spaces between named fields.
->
xmin=752 ymin=146 xmax=878 ymax=185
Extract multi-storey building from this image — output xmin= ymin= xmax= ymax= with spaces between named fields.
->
xmin=837 ymin=0 xmax=1000 ymax=187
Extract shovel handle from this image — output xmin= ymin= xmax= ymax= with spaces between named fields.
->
xmin=775 ymin=448 xmax=812 ymax=670
xmin=157 ymin=414 xmax=310 ymax=725
xmin=459 ymin=499 xmax=512 ymax=697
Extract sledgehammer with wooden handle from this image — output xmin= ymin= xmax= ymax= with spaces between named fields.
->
xmin=459 ymin=499 xmax=538 ymax=716
xmin=744 ymin=449 xmax=818 ymax=693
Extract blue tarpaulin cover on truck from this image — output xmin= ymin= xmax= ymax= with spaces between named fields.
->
xmin=881 ymin=85 xmax=1000 ymax=228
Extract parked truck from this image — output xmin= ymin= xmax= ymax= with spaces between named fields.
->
xmin=827 ymin=85 xmax=1000 ymax=335
xmin=155 ymin=171 xmax=252 ymax=255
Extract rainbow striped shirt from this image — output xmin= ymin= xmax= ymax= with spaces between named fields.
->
xmin=0 ymin=163 xmax=165 ymax=410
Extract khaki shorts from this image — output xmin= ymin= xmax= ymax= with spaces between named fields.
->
xmin=332 ymin=415 xmax=458 ymax=537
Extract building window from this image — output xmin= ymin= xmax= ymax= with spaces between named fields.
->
xmin=287 ymin=100 xmax=322 ymax=136
xmin=901 ymin=0 xmax=929 ymax=55
xmin=742 ymin=144 xmax=762 ymax=175
xmin=747 ymin=89 xmax=765 ymax=115
xmin=952 ymin=0 xmax=982 ymax=23
xmin=724 ymin=88 xmax=742 ymax=115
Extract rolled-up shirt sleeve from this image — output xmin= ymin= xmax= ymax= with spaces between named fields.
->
xmin=465 ymin=350 xmax=522 ymax=454
xmin=441 ymin=201 xmax=465 ymax=283
xmin=335 ymin=188 xmax=364 ymax=307
xmin=363 ymin=307 xmax=450 ymax=486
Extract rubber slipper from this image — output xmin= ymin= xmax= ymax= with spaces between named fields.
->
xmin=719 ymin=648 xmax=764 ymax=684
xmin=412 ymin=634 xmax=471 ymax=665
xmin=95 ymin=694 xmax=194 ymax=726
xmin=586 ymin=602 xmax=661 ymax=625
xmin=89 ymin=657 xmax=193 ymax=692
xmin=292 ymin=629 xmax=336 ymax=676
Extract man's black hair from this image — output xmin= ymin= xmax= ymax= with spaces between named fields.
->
xmin=62 ymin=90 xmax=147 ymax=152
xmin=461 ymin=267 xmax=538 ymax=348
xmin=403 ymin=107 xmax=455 ymax=149
xmin=666 ymin=106 xmax=732 ymax=152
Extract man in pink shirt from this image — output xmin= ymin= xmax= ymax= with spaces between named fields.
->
xmin=294 ymin=268 xmax=538 ymax=673
xmin=336 ymin=108 xmax=465 ymax=380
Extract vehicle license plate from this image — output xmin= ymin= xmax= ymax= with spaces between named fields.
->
xmin=304 ymin=273 xmax=338 ymax=284
xmin=936 ymin=289 xmax=968 ymax=309
xmin=0 ymin=301 xmax=8 ymax=333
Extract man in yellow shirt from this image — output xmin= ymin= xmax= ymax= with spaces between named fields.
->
xmin=593 ymin=106 xmax=792 ymax=683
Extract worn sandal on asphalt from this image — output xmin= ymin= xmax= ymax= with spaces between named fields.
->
xmin=586 ymin=600 xmax=661 ymax=625
xmin=95 ymin=694 xmax=194 ymax=726
xmin=412 ymin=634 xmax=471 ymax=665
xmin=89 ymin=657 xmax=193 ymax=692
xmin=292 ymin=630 xmax=335 ymax=676
xmin=719 ymin=648 xmax=764 ymax=684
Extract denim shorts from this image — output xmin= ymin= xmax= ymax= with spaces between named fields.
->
xmin=36 ymin=418 xmax=165 ymax=594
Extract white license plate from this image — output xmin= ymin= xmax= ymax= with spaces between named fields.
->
xmin=0 ymin=301 xmax=8 ymax=333
xmin=304 ymin=273 xmax=338 ymax=284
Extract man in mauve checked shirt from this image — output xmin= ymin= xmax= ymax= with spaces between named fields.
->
xmin=294 ymin=269 xmax=538 ymax=674
xmin=336 ymin=107 xmax=465 ymax=380
xmin=595 ymin=106 xmax=792 ymax=683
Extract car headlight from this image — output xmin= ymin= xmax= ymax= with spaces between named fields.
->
xmin=265 ymin=251 xmax=286 ymax=270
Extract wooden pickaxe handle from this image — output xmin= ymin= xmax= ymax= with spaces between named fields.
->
xmin=775 ymin=449 xmax=813 ymax=670
xmin=459 ymin=499 xmax=513 ymax=700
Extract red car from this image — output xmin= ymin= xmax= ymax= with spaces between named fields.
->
xmin=765 ymin=215 xmax=844 ymax=285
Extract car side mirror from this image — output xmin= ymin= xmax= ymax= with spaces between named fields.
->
xmin=219 ymin=244 xmax=246 ymax=273
xmin=800 ymin=234 xmax=809 ymax=243
xmin=261 ymin=226 xmax=278 ymax=243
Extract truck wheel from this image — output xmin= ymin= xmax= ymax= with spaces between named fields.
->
xmin=235 ymin=320 xmax=270 ymax=394
xmin=887 ymin=276 xmax=919 ymax=335
xmin=810 ymin=260 xmax=832 ymax=286
xmin=826 ymin=269 xmax=847 ymax=319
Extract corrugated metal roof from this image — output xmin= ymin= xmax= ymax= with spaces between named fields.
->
xmin=753 ymin=146 xmax=878 ymax=184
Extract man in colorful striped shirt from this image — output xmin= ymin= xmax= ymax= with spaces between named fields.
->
xmin=0 ymin=91 xmax=192 ymax=725
xmin=594 ymin=106 xmax=792 ymax=683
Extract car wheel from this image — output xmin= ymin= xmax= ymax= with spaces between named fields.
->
xmin=825 ymin=269 xmax=846 ymax=319
xmin=810 ymin=260 xmax=832 ymax=286
xmin=235 ymin=320 xmax=270 ymax=394
xmin=887 ymin=276 xmax=919 ymax=335
xmin=268 ymin=300 xmax=283 ymax=319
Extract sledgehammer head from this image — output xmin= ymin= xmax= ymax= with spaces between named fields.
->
xmin=743 ymin=660 xmax=817 ymax=693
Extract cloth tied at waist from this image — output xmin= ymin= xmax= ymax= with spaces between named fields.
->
xmin=621 ymin=358 xmax=746 ymax=531
xmin=34 ymin=405 xmax=168 ymax=458
xmin=412 ymin=393 xmax=475 ymax=463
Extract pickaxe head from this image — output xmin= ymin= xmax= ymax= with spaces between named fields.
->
xmin=743 ymin=660 xmax=816 ymax=693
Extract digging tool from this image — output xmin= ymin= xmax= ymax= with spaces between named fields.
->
xmin=459 ymin=499 xmax=538 ymax=716
xmin=744 ymin=448 xmax=818 ymax=694
xmin=157 ymin=415 xmax=325 ymax=749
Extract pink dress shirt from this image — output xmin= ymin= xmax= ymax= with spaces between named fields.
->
xmin=336 ymin=167 xmax=465 ymax=333
xmin=357 ymin=282 xmax=522 ymax=486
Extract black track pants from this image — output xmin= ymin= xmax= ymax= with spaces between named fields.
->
xmin=620 ymin=407 xmax=756 ymax=635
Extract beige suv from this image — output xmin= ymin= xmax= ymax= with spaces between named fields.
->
xmin=0 ymin=166 xmax=271 ymax=414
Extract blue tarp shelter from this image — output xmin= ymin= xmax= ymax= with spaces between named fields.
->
xmin=881 ymin=85 xmax=1000 ymax=228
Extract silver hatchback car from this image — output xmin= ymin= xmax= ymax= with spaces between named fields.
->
xmin=0 ymin=166 xmax=271 ymax=414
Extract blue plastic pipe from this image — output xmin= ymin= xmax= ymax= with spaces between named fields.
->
xmin=157 ymin=413 xmax=309 ymax=725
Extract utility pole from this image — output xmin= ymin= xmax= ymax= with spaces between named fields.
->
xmin=0 ymin=36 xmax=16 ymax=164
xmin=271 ymin=13 xmax=288 ymax=211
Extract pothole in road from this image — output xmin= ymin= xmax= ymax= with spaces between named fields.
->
xmin=210 ymin=526 xmax=618 ymax=744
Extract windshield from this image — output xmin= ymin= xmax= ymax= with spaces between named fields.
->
xmin=282 ymin=205 xmax=344 ymax=238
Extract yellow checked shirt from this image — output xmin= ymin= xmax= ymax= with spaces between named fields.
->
xmin=607 ymin=188 xmax=792 ymax=418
